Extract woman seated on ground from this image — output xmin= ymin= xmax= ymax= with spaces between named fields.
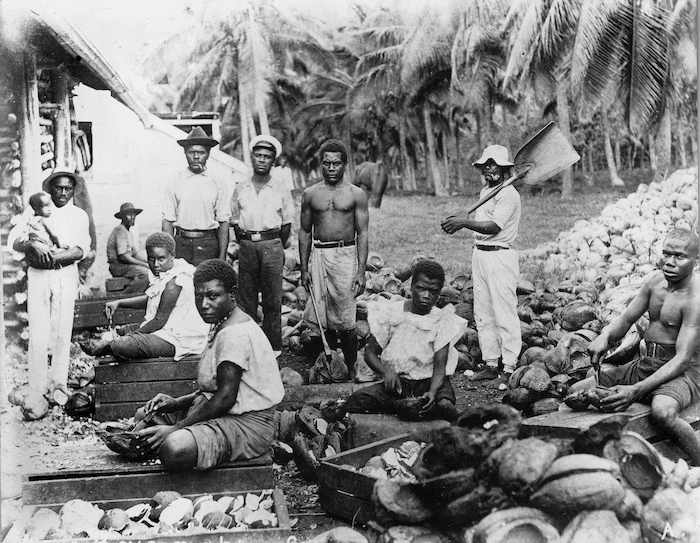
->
xmin=134 ymin=259 xmax=285 ymax=470
xmin=80 ymin=232 xmax=208 ymax=361
xmin=344 ymin=260 xmax=468 ymax=421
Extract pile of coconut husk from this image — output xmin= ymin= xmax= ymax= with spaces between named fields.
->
xmin=366 ymin=406 xmax=700 ymax=543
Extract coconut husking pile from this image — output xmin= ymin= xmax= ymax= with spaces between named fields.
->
xmin=7 ymin=169 xmax=700 ymax=542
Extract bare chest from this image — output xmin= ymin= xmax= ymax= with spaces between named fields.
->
xmin=649 ymin=289 xmax=685 ymax=329
xmin=312 ymin=190 xmax=354 ymax=213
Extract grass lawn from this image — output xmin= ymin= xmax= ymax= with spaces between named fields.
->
xmin=368 ymin=169 xmax=650 ymax=277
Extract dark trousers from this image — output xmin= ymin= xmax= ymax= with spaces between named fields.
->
xmin=175 ymin=235 xmax=219 ymax=266
xmin=237 ymin=238 xmax=284 ymax=350
xmin=109 ymin=262 xmax=149 ymax=293
xmin=111 ymin=327 xmax=176 ymax=361
xmin=345 ymin=377 xmax=456 ymax=414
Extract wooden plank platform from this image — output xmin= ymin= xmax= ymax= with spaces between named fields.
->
xmin=73 ymin=296 xmax=145 ymax=330
xmin=94 ymin=356 xmax=199 ymax=421
xmin=23 ymin=441 xmax=273 ymax=508
xmin=345 ymin=413 xmax=450 ymax=449
xmin=521 ymin=401 xmax=700 ymax=443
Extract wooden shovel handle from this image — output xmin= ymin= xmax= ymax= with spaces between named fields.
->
xmin=308 ymin=283 xmax=333 ymax=357
xmin=466 ymin=167 xmax=530 ymax=215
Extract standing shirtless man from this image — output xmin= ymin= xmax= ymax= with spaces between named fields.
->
xmin=569 ymin=228 xmax=700 ymax=464
xmin=300 ymin=139 xmax=369 ymax=376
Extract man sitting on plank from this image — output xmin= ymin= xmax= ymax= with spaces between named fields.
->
xmin=344 ymin=260 xmax=468 ymax=422
xmin=80 ymin=232 xmax=208 ymax=361
xmin=135 ymin=259 xmax=285 ymax=470
xmin=569 ymin=228 xmax=700 ymax=465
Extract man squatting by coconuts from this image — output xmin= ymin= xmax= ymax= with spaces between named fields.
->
xmin=9 ymin=135 xmax=700 ymax=469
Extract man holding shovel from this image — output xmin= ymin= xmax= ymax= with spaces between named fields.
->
xmin=300 ymin=139 xmax=369 ymax=377
xmin=441 ymin=145 xmax=522 ymax=384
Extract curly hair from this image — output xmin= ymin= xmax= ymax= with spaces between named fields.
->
xmin=193 ymin=259 xmax=238 ymax=292
xmin=412 ymin=259 xmax=445 ymax=288
xmin=319 ymin=139 xmax=348 ymax=164
xmin=665 ymin=228 xmax=699 ymax=257
xmin=145 ymin=232 xmax=176 ymax=255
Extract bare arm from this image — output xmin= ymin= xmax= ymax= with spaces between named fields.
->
xmin=137 ymin=277 xmax=182 ymax=334
xmin=162 ymin=219 xmax=175 ymax=236
xmin=364 ymin=335 xmax=402 ymax=394
xmin=48 ymin=246 xmax=84 ymax=267
xmin=299 ymin=190 xmax=313 ymax=290
xmin=353 ymin=188 xmax=369 ymax=295
xmin=442 ymin=217 xmax=501 ymax=235
xmin=420 ymin=344 xmax=449 ymax=413
xmin=117 ymin=252 xmax=149 ymax=267
xmin=217 ymin=221 xmax=229 ymax=260
xmin=280 ymin=223 xmax=292 ymax=247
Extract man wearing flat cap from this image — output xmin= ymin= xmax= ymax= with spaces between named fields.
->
xmin=230 ymin=134 xmax=294 ymax=354
xmin=441 ymin=145 xmax=522 ymax=384
xmin=7 ymin=169 xmax=90 ymax=403
xmin=107 ymin=202 xmax=149 ymax=293
xmin=162 ymin=126 xmax=230 ymax=266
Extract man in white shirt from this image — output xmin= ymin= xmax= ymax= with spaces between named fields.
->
xmin=8 ymin=169 xmax=90 ymax=402
xmin=230 ymin=135 xmax=294 ymax=354
xmin=162 ymin=126 xmax=231 ymax=265
xmin=441 ymin=145 xmax=522 ymax=384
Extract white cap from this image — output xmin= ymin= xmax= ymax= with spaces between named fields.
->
xmin=249 ymin=134 xmax=283 ymax=159
xmin=473 ymin=145 xmax=514 ymax=167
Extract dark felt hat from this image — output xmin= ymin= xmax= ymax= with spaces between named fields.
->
xmin=42 ymin=169 xmax=84 ymax=196
xmin=115 ymin=202 xmax=143 ymax=219
xmin=177 ymin=126 xmax=219 ymax=148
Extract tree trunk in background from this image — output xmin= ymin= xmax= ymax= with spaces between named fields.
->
xmin=690 ymin=130 xmax=698 ymax=166
xmin=602 ymin=109 xmax=625 ymax=187
xmin=614 ymin=139 xmax=622 ymax=171
xmin=248 ymin=9 xmax=270 ymax=135
xmin=239 ymin=92 xmax=251 ymax=167
xmin=474 ymin=111 xmax=482 ymax=161
xmin=648 ymin=134 xmax=658 ymax=178
xmin=674 ymin=117 xmax=688 ymax=169
xmin=344 ymin=126 xmax=354 ymax=185
xmin=453 ymin=121 xmax=465 ymax=190
xmin=654 ymin=108 xmax=672 ymax=181
xmin=398 ymin=113 xmax=415 ymax=191
xmin=441 ymin=133 xmax=450 ymax=192
xmin=556 ymin=77 xmax=573 ymax=198
xmin=52 ymin=72 xmax=72 ymax=169
xmin=422 ymin=103 xmax=447 ymax=197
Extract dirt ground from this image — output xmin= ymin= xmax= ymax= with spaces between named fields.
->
xmin=0 ymin=339 xmax=502 ymax=542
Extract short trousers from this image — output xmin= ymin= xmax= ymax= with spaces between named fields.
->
xmin=600 ymin=355 xmax=700 ymax=411
xmin=111 ymin=331 xmax=176 ymax=361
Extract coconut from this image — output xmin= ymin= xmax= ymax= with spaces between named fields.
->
xmin=98 ymin=508 xmax=129 ymax=532
xmin=64 ymin=391 xmax=94 ymax=418
xmin=502 ymin=388 xmax=534 ymax=411
xmin=519 ymin=367 xmax=551 ymax=394
xmin=21 ymin=390 xmax=49 ymax=421
xmin=586 ymin=387 xmax=615 ymax=410
xmin=559 ymin=510 xmax=632 ymax=543
xmin=7 ymin=385 xmax=29 ymax=406
xmin=26 ymin=508 xmax=61 ymax=540
xmin=436 ymin=484 xmax=512 ymax=528
xmin=641 ymin=488 xmax=700 ymax=543
xmin=279 ymin=367 xmax=304 ymax=387
xmin=472 ymin=507 xmax=559 ymax=543
xmin=564 ymin=391 xmax=590 ymax=411
xmin=393 ymin=397 xmax=428 ymax=421
xmin=497 ymin=438 xmax=560 ymax=498
xmin=531 ymin=397 xmax=561 ymax=416
xmin=125 ymin=503 xmax=151 ymax=522
xmin=518 ymin=346 xmax=548 ymax=368
xmin=413 ymin=469 xmax=477 ymax=505
xmin=379 ymin=525 xmax=451 ymax=543
xmin=372 ymin=479 xmax=432 ymax=526
xmin=158 ymin=498 xmax=193 ymax=529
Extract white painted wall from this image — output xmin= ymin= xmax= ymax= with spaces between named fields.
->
xmin=73 ymin=85 xmax=248 ymax=292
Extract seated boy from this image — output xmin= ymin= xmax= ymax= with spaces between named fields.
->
xmin=345 ymin=260 xmax=468 ymax=421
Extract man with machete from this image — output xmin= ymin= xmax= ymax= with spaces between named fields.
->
xmin=441 ymin=145 xmax=522 ymax=384
xmin=299 ymin=139 xmax=369 ymax=377
xmin=569 ymin=228 xmax=700 ymax=465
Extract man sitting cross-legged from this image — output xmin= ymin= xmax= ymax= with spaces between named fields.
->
xmin=569 ymin=228 xmax=700 ymax=465
xmin=134 ymin=259 xmax=285 ymax=470
xmin=345 ymin=260 xmax=468 ymax=422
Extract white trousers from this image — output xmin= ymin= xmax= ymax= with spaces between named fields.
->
xmin=27 ymin=265 xmax=79 ymax=393
xmin=472 ymin=248 xmax=521 ymax=373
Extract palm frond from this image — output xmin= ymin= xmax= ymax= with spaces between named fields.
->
xmin=503 ymin=1 xmax=544 ymax=87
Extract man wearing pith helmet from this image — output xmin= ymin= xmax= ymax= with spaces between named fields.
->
xmin=162 ymin=126 xmax=231 ymax=266
xmin=441 ymin=145 xmax=522 ymax=385
xmin=230 ymin=134 xmax=294 ymax=355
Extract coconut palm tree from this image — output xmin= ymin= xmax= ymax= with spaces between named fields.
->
xmin=571 ymin=0 xmax=697 ymax=181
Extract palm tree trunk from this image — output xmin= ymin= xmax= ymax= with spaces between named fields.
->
xmin=398 ymin=115 xmax=415 ymax=191
xmin=614 ymin=138 xmax=622 ymax=171
xmin=556 ymin=77 xmax=574 ymax=198
xmin=648 ymin=134 xmax=658 ymax=177
xmin=441 ymin=133 xmax=450 ymax=192
xmin=674 ymin=117 xmax=688 ymax=169
xmin=248 ymin=8 xmax=270 ymax=135
xmin=238 ymin=89 xmax=251 ymax=167
xmin=422 ymin=103 xmax=447 ymax=197
xmin=344 ymin=126 xmax=354 ymax=184
xmin=654 ymin=108 xmax=672 ymax=181
xmin=690 ymin=129 xmax=698 ymax=166
xmin=602 ymin=109 xmax=624 ymax=187
xmin=453 ymin=121 xmax=465 ymax=190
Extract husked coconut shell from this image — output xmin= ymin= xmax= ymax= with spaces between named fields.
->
xmin=454 ymin=302 xmax=474 ymax=322
xmin=452 ymin=274 xmax=471 ymax=291
xmin=543 ymin=343 xmax=571 ymax=375
xmin=99 ymin=431 xmax=156 ymax=461
xmin=559 ymin=510 xmax=631 ymax=543
xmin=602 ymin=431 xmax=664 ymax=500
xmin=21 ymin=391 xmax=49 ymax=421
xmin=439 ymin=285 xmax=463 ymax=306
xmin=502 ymin=388 xmax=534 ymax=411
xmin=355 ymin=319 xmax=371 ymax=339
xmin=520 ymin=367 xmax=551 ymax=393
xmin=497 ymin=438 xmax=560 ymax=498
xmin=26 ymin=508 xmax=61 ymax=541
xmin=472 ymin=507 xmax=559 ymax=543
xmin=586 ymin=387 xmax=615 ymax=410
xmin=435 ymin=484 xmax=512 ymax=528
xmin=571 ymin=414 xmax=629 ymax=456
xmin=413 ymin=468 xmax=476 ymax=504
xmin=367 ymin=252 xmax=385 ymax=272
xmin=641 ymin=488 xmax=700 ymax=543
xmin=394 ymin=396 xmax=429 ymax=421
xmin=508 ymin=366 xmax=529 ymax=389
xmin=98 ymin=508 xmax=129 ymax=531
xmin=8 ymin=385 xmax=29 ymax=406
xmin=518 ymin=347 xmax=548 ymax=368
xmin=564 ymin=391 xmax=590 ymax=411
xmin=372 ymin=479 xmax=432 ymax=525
xmin=64 ymin=391 xmax=94 ymax=418
xmin=379 ymin=525 xmax=452 ymax=543
xmin=615 ymin=489 xmax=643 ymax=521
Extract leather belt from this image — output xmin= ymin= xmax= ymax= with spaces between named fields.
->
xmin=313 ymin=239 xmax=356 ymax=248
xmin=646 ymin=342 xmax=675 ymax=361
xmin=476 ymin=244 xmax=509 ymax=251
xmin=239 ymin=229 xmax=280 ymax=242
xmin=175 ymin=228 xmax=218 ymax=239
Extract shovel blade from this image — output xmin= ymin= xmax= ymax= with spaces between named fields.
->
xmin=515 ymin=122 xmax=580 ymax=186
